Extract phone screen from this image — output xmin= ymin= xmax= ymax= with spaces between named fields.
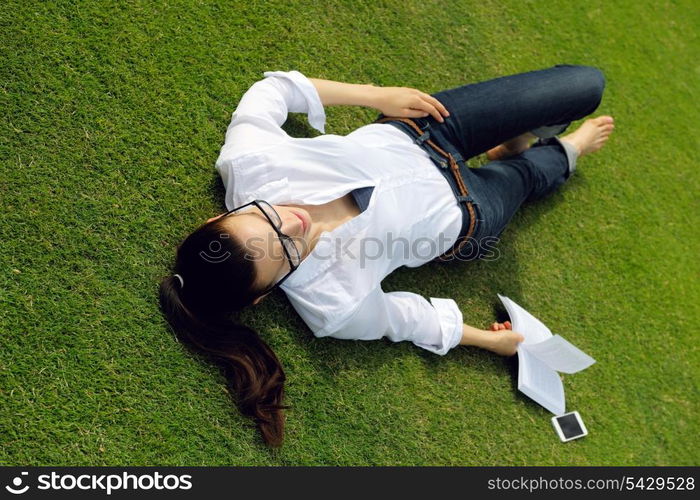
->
xmin=555 ymin=413 xmax=584 ymax=439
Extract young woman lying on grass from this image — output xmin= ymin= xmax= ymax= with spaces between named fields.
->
xmin=160 ymin=64 xmax=613 ymax=446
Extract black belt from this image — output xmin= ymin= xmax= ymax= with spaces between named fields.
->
xmin=374 ymin=116 xmax=479 ymax=262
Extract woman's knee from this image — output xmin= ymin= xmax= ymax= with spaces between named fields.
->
xmin=580 ymin=66 xmax=605 ymax=101
xmin=572 ymin=65 xmax=604 ymax=97
xmin=554 ymin=64 xmax=606 ymax=112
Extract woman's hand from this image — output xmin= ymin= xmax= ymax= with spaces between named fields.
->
xmin=460 ymin=321 xmax=523 ymax=356
xmin=486 ymin=321 xmax=525 ymax=356
xmin=372 ymin=86 xmax=450 ymax=122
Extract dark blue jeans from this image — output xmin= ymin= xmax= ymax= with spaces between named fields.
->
xmin=376 ymin=64 xmax=605 ymax=258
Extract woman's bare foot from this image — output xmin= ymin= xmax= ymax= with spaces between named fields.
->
xmin=560 ymin=116 xmax=615 ymax=157
xmin=486 ymin=132 xmax=537 ymax=161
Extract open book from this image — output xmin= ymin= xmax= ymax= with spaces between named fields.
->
xmin=498 ymin=294 xmax=596 ymax=415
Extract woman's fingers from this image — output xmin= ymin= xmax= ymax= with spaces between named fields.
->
xmin=408 ymin=102 xmax=442 ymax=122
xmin=406 ymin=95 xmax=445 ymax=122
xmin=421 ymin=93 xmax=450 ymax=118
xmin=404 ymin=108 xmax=425 ymax=117
xmin=490 ymin=321 xmax=512 ymax=331
xmin=386 ymin=88 xmax=450 ymax=122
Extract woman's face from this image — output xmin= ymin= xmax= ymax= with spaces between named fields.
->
xmin=213 ymin=204 xmax=312 ymax=296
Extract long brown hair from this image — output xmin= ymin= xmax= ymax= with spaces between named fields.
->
xmin=159 ymin=217 xmax=288 ymax=447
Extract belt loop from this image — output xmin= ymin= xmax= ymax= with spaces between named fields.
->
xmin=451 ymin=151 xmax=464 ymax=164
xmin=414 ymin=130 xmax=430 ymax=146
xmin=456 ymin=194 xmax=474 ymax=204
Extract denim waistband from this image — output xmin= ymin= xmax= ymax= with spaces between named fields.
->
xmin=377 ymin=118 xmax=483 ymax=247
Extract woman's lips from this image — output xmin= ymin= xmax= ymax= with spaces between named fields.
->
xmin=292 ymin=211 xmax=308 ymax=234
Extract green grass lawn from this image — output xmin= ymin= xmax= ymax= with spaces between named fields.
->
xmin=1 ymin=0 xmax=698 ymax=465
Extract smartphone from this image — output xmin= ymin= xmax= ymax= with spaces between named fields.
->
xmin=551 ymin=411 xmax=588 ymax=442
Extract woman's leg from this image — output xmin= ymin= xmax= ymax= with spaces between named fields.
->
xmin=467 ymin=116 xmax=614 ymax=250
xmin=373 ymin=65 xmax=608 ymax=259
xmin=427 ymin=64 xmax=606 ymax=160
xmin=471 ymin=140 xmax=571 ymax=244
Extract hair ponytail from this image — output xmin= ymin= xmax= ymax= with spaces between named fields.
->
xmin=159 ymin=219 xmax=289 ymax=447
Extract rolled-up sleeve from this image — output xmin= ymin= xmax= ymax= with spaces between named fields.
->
xmin=322 ymin=287 xmax=463 ymax=356
xmin=218 ymin=70 xmax=327 ymax=159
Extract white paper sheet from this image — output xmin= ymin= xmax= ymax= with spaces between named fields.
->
xmin=518 ymin=348 xmax=566 ymax=415
xmin=522 ymin=335 xmax=596 ymax=374
xmin=498 ymin=293 xmax=594 ymax=415
xmin=497 ymin=294 xmax=552 ymax=345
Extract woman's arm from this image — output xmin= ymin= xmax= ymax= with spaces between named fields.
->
xmin=460 ymin=322 xmax=524 ymax=356
xmin=307 ymin=78 xmax=379 ymax=108
xmin=308 ymin=77 xmax=450 ymax=122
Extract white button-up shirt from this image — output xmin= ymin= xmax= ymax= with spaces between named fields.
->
xmin=215 ymin=70 xmax=464 ymax=355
